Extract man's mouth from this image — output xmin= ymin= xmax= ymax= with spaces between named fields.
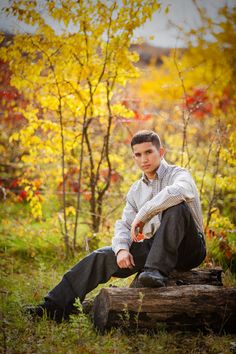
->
xmin=142 ymin=165 xmax=151 ymax=168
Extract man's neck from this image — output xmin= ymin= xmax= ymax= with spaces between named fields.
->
xmin=146 ymin=174 xmax=156 ymax=180
xmin=145 ymin=169 xmax=158 ymax=180
xmin=145 ymin=163 xmax=161 ymax=180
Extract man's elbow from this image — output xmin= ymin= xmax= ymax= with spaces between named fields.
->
xmin=167 ymin=186 xmax=194 ymax=201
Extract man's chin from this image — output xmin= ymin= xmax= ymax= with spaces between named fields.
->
xmin=142 ymin=168 xmax=157 ymax=175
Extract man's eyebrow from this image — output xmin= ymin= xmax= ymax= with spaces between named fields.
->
xmin=142 ymin=149 xmax=154 ymax=153
xmin=134 ymin=149 xmax=154 ymax=155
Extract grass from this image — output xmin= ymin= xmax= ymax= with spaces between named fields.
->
xmin=1 ymin=200 xmax=236 ymax=353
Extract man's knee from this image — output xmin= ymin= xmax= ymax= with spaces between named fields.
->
xmin=93 ymin=246 xmax=116 ymax=260
xmin=93 ymin=246 xmax=117 ymax=268
xmin=163 ymin=202 xmax=190 ymax=217
xmin=69 ymin=246 xmax=115 ymax=272
xmin=94 ymin=246 xmax=114 ymax=254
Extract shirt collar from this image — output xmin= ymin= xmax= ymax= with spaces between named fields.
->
xmin=142 ymin=158 xmax=168 ymax=185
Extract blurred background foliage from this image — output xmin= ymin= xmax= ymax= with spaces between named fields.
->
xmin=1 ymin=2 xmax=236 ymax=352
xmin=0 ymin=1 xmax=235 ymax=274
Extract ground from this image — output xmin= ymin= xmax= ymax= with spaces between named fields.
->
xmin=1 ymin=201 xmax=236 ymax=353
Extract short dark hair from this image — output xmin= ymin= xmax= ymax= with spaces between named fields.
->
xmin=131 ymin=130 xmax=161 ymax=150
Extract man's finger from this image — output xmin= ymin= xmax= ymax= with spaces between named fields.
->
xmin=125 ymin=260 xmax=132 ymax=268
xmin=130 ymin=254 xmax=135 ymax=267
xmin=131 ymin=228 xmax=135 ymax=240
xmin=138 ymin=221 xmax=144 ymax=233
xmin=118 ymin=260 xmax=125 ymax=268
xmin=131 ymin=227 xmax=137 ymax=241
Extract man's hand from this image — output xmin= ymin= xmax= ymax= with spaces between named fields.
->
xmin=131 ymin=220 xmax=145 ymax=242
xmin=116 ymin=250 xmax=135 ymax=269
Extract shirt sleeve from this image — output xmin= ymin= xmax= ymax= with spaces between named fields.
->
xmin=133 ymin=170 xmax=195 ymax=225
xmin=112 ymin=188 xmax=138 ymax=255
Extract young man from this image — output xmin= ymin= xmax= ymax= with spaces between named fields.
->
xmin=27 ymin=130 xmax=206 ymax=322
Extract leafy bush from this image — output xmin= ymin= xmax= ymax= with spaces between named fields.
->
xmin=206 ymin=211 xmax=236 ymax=273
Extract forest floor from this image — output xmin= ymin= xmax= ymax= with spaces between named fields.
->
xmin=1 ymin=201 xmax=236 ymax=354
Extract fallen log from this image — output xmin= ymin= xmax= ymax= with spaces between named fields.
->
xmin=130 ymin=268 xmax=223 ymax=287
xmin=92 ymin=285 xmax=236 ymax=333
xmin=82 ymin=268 xmax=222 ymax=314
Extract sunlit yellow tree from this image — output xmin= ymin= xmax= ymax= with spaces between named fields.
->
xmin=0 ymin=0 xmax=161 ymax=256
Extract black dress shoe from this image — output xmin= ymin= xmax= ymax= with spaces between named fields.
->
xmin=138 ymin=269 xmax=168 ymax=288
xmin=24 ymin=302 xmax=47 ymax=317
xmin=24 ymin=300 xmax=72 ymax=323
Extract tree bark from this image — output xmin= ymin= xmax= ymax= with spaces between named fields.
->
xmin=130 ymin=268 xmax=223 ymax=287
xmin=92 ymin=285 xmax=236 ymax=333
xmin=82 ymin=268 xmax=223 ymax=314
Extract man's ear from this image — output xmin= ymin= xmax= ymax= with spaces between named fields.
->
xmin=159 ymin=147 xmax=165 ymax=159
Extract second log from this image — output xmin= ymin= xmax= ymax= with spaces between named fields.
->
xmin=92 ymin=284 xmax=236 ymax=333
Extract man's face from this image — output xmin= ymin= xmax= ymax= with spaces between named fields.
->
xmin=132 ymin=142 xmax=164 ymax=177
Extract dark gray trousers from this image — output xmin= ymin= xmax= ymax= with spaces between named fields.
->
xmin=45 ymin=202 xmax=206 ymax=308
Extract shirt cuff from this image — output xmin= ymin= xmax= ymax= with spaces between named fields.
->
xmin=133 ymin=207 xmax=149 ymax=225
xmin=112 ymin=243 xmax=130 ymax=256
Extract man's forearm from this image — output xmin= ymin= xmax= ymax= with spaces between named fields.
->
xmin=112 ymin=219 xmax=133 ymax=255
xmin=133 ymin=179 xmax=194 ymax=225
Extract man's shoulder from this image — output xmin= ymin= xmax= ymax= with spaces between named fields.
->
xmin=130 ymin=177 xmax=143 ymax=190
xmin=166 ymin=162 xmax=190 ymax=176
xmin=128 ymin=177 xmax=143 ymax=192
xmin=163 ymin=162 xmax=194 ymax=183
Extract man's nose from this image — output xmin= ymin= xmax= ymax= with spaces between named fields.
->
xmin=141 ymin=155 xmax=148 ymax=163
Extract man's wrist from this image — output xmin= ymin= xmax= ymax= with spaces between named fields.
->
xmin=113 ymin=243 xmax=130 ymax=256
xmin=117 ymin=249 xmax=129 ymax=256
xmin=133 ymin=213 xmax=146 ymax=226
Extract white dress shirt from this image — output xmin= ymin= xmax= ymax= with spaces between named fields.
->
xmin=112 ymin=158 xmax=204 ymax=255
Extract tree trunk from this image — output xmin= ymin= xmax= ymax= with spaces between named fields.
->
xmin=130 ymin=268 xmax=223 ymax=287
xmin=92 ymin=285 xmax=236 ymax=333
xmin=82 ymin=268 xmax=223 ymax=314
